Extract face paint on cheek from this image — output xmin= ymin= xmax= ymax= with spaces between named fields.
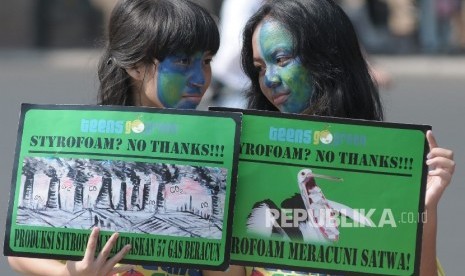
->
xmin=280 ymin=60 xmax=314 ymax=113
xmin=156 ymin=55 xmax=190 ymax=108
xmin=158 ymin=72 xmax=204 ymax=109
xmin=259 ymin=21 xmax=293 ymax=58
xmin=157 ymin=73 xmax=186 ymax=108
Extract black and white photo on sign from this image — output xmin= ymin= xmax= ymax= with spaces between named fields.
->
xmin=17 ymin=157 xmax=227 ymax=239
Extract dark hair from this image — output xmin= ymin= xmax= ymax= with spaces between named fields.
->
xmin=97 ymin=0 xmax=220 ymax=106
xmin=242 ymin=0 xmax=383 ymax=120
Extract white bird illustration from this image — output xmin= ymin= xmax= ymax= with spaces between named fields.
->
xmin=247 ymin=168 xmax=374 ymax=243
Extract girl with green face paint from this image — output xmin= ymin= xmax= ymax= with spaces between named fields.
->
xmin=242 ymin=0 xmax=385 ymax=120
xmin=239 ymin=1 xmax=456 ymax=276
xmin=96 ymin=0 xmax=219 ymax=110
xmin=155 ymin=51 xmax=213 ymax=109
xmin=125 ymin=51 xmax=214 ymax=110
xmin=252 ymin=19 xmax=314 ymax=114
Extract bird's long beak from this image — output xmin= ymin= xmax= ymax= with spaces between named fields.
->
xmin=312 ymin=173 xmax=343 ymax=182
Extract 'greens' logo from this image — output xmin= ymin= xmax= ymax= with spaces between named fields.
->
xmin=81 ymin=118 xmax=178 ymax=136
xmin=269 ymin=127 xmax=312 ymax=144
xmin=81 ymin=119 xmax=124 ymax=134
xmin=80 ymin=118 xmax=144 ymax=135
xmin=268 ymin=126 xmax=367 ymax=147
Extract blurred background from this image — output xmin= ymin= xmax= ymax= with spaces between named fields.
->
xmin=1 ymin=0 xmax=464 ymax=274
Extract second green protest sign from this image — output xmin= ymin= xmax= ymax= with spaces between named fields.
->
xmin=213 ymin=108 xmax=429 ymax=276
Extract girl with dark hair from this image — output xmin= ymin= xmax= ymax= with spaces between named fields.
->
xmin=242 ymin=0 xmax=383 ymax=120
xmin=97 ymin=0 xmax=219 ymax=109
xmin=8 ymin=0 xmax=224 ymax=275
xmin=236 ymin=0 xmax=454 ymax=275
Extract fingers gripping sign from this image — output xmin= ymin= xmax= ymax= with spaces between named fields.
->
xmin=65 ymin=227 xmax=133 ymax=276
xmin=425 ymin=130 xmax=456 ymax=209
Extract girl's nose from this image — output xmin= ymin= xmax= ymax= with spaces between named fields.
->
xmin=264 ymin=66 xmax=281 ymax=88
xmin=188 ymin=62 xmax=206 ymax=90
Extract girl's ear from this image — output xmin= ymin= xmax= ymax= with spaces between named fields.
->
xmin=125 ymin=63 xmax=147 ymax=81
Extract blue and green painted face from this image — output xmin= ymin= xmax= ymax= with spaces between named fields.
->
xmin=252 ymin=19 xmax=314 ymax=113
xmin=156 ymin=51 xmax=212 ymax=109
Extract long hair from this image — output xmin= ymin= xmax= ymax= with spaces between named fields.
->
xmin=97 ymin=0 xmax=220 ymax=106
xmin=242 ymin=0 xmax=383 ymax=120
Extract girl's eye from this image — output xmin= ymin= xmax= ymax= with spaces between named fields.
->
xmin=253 ymin=63 xmax=265 ymax=74
xmin=204 ymin=58 xmax=213 ymax=65
xmin=175 ymin=58 xmax=191 ymax=66
xmin=276 ymin=56 xmax=291 ymax=66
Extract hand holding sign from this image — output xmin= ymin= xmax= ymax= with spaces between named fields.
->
xmin=420 ymin=131 xmax=455 ymax=276
xmin=64 ymin=227 xmax=132 ymax=276
xmin=425 ymin=130 xmax=455 ymax=209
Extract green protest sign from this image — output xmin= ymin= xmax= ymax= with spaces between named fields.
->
xmin=4 ymin=104 xmax=241 ymax=270
xmin=212 ymin=108 xmax=429 ymax=276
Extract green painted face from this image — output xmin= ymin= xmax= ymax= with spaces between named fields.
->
xmin=252 ymin=19 xmax=314 ymax=113
xmin=157 ymin=52 xmax=212 ymax=109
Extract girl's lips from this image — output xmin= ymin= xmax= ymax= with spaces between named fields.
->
xmin=182 ymin=95 xmax=202 ymax=103
xmin=273 ymin=92 xmax=290 ymax=106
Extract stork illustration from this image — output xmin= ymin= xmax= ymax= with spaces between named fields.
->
xmin=247 ymin=168 xmax=374 ymax=243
